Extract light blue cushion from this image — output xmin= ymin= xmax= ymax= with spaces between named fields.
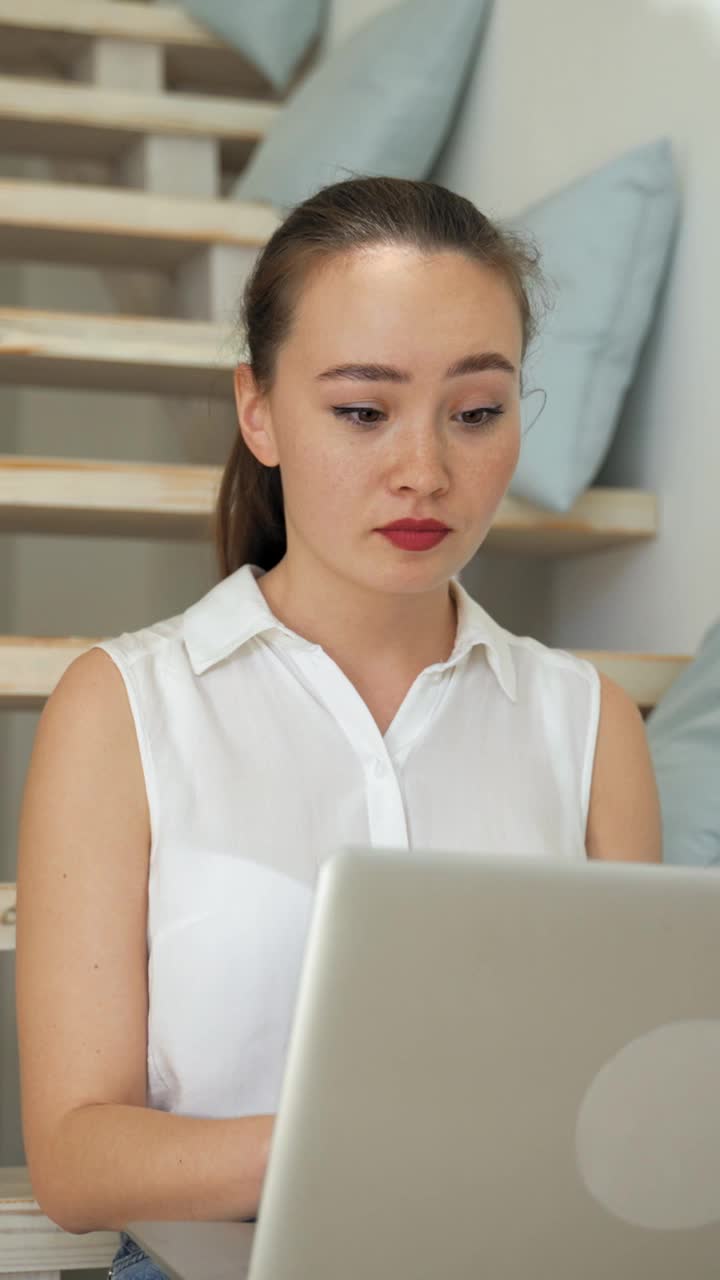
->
xmin=178 ymin=0 xmax=325 ymax=94
xmin=646 ymin=617 xmax=720 ymax=869
xmin=506 ymin=138 xmax=680 ymax=512
xmin=230 ymin=0 xmax=493 ymax=210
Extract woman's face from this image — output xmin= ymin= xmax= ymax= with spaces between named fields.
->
xmin=236 ymin=245 xmax=524 ymax=594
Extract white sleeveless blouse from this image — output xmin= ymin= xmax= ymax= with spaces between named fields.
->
xmin=93 ymin=562 xmax=600 ymax=1120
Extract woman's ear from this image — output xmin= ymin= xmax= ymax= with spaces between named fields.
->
xmin=233 ymin=364 xmax=280 ymax=467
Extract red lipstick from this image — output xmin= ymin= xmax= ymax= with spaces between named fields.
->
xmin=376 ymin=517 xmax=450 ymax=552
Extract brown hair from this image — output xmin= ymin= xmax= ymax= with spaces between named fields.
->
xmin=214 ymin=173 xmax=550 ymax=579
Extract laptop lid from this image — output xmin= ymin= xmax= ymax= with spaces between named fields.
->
xmin=243 ymin=846 xmax=720 ymax=1279
xmin=124 ymin=1219 xmax=255 ymax=1280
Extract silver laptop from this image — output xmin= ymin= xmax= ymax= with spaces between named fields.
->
xmin=128 ymin=846 xmax=720 ymax=1279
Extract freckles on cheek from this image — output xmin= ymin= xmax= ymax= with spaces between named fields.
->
xmin=466 ymin=441 xmax=519 ymax=508
xmin=320 ymin=437 xmax=371 ymax=493
xmin=470 ymin=436 xmax=515 ymax=475
xmin=295 ymin=451 xmax=354 ymax=519
xmin=490 ymin=426 xmax=521 ymax=473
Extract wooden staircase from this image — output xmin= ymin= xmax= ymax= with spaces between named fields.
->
xmin=0 ymin=2 xmax=688 ymax=1275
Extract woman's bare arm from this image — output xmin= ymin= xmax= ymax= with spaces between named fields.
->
xmin=15 ymin=647 xmax=273 ymax=1234
xmin=47 ymin=1103 xmax=274 ymax=1233
xmin=585 ymin=671 xmax=663 ymax=863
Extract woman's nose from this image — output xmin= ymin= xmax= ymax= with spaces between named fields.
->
xmin=389 ymin=427 xmax=450 ymax=491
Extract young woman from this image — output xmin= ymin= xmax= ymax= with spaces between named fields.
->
xmin=15 ymin=175 xmax=662 ymax=1279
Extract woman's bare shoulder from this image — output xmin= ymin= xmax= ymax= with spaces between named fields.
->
xmin=585 ymin=672 xmax=662 ymax=863
xmin=36 ymin=643 xmax=151 ymax=847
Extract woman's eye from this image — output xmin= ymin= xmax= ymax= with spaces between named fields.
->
xmin=460 ymin=407 xmax=504 ymax=430
xmin=332 ymin=406 xmax=504 ymax=430
xmin=332 ymin=406 xmax=384 ymax=427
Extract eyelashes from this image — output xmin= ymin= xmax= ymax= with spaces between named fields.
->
xmin=331 ymin=406 xmax=505 ymax=431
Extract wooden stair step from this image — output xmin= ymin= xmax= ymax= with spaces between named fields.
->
xmin=0 ymin=73 xmax=279 ymax=166
xmin=0 ymin=455 xmax=657 ymax=552
xmin=0 ymin=881 xmax=15 ymax=949
xmin=0 ymin=306 xmax=236 ymax=395
xmin=0 ymin=1165 xmax=118 ymax=1271
xmin=575 ymin=650 xmax=689 ymax=716
xmin=0 ymin=178 xmax=282 ymax=268
xmin=0 ymin=0 xmax=277 ymax=96
xmin=0 ymin=634 xmax=690 ymax=713
xmin=487 ymin=488 xmax=657 ymax=555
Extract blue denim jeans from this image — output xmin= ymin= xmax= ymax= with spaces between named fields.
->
xmin=107 ymin=1229 xmax=171 ymax=1279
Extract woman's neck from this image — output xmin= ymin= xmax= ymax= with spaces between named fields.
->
xmin=256 ymin=556 xmax=459 ymax=680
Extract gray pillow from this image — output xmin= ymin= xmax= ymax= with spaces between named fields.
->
xmin=178 ymin=0 xmax=325 ymax=94
xmin=646 ymin=617 xmax=720 ymax=868
xmin=231 ymin=0 xmax=493 ymax=210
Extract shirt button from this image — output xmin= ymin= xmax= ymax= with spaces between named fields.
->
xmin=372 ymin=758 xmax=387 ymax=779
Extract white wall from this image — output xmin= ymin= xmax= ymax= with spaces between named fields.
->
xmin=326 ymin=0 xmax=720 ymax=656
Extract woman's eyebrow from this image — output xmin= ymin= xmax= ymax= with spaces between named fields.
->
xmin=315 ymin=351 xmax=516 ymax=383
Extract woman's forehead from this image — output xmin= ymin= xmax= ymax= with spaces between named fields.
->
xmin=287 ymin=251 xmax=522 ymax=366
xmin=302 ymin=244 xmax=510 ymax=292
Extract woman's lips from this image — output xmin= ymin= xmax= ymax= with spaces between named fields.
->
xmin=377 ymin=528 xmax=450 ymax=551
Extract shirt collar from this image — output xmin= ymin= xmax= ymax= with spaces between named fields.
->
xmin=183 ymin=562 xmax=517 ymax=702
